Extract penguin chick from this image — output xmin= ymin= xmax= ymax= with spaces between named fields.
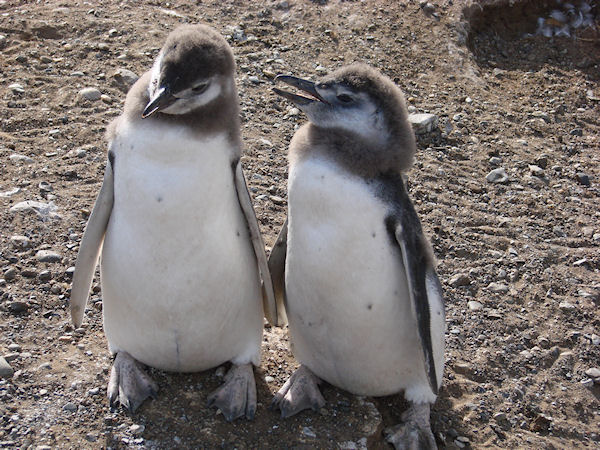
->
xmin=269 ymin=63 xmax=445 ymax=449
xmin=70 ymin=24 xmax=279 ymax=419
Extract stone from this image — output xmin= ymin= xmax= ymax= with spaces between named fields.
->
xmin=63 ymin=402 xmax=78 ymax=412
xmin=449 ymin=273 xmax=470 ymax=287
xmin=528 ymin=165 xmax=545 ymax=177
xmin=8 ymin=83 xmax=25 ymax=93
xmin=9 ymin=154 xmax=34 ymax=164
xmin=8 ymin=302 xmax=29 ymax=314
xmin=36 ymin=250 xmax=62 ymax=263
xmin=79 ymin=87 xmax=102 ymax=101
xmin=302 ymin=427 xmax=316 ymax=438
xmin=486 ymin=168 xmax=508 ymax=184
xmin=4 ymin=267 xmax=17 ymax=280
xmin=9 ymin=201 xmax=59 ymax=219
xmin=408 ymin=113 xmax=439 ymax=134
xmin=584 ymin=367 xmax=600 ymax=379
xmin=269 ymin=195 xmax=285 ymax=205
xmin=0 ymin=187 xmax=21 ymax=198
xmin=264 ymin=375 xmax=275 ymax=383
xmin=487 ymin=282 xmax=509 ymax=294
xmin=468 ymin=301 xmax=483 ymax=311
xmin=489 ymin=156 xmax=502 ymax=166
xmin=559 ymin=301 xmax=575 ymax=311
xmin=130 ymin=424 xmax=145 ymax=435
xmin=111 ymin=68 xmax=139 ymax=93
xmin=0 ymin=356 xmax=14 ymax=378
xmin=575 ymin=172 xmax=590 ymax=186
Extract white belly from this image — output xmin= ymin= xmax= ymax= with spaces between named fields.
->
xmin=286 ymin=157 xmax=443 ymax=401
xmin=100 ymin=122 xmax=262 ymax=372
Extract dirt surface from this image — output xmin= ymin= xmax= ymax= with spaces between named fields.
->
xmin=1 ymin=0 xmax=599 ymax=448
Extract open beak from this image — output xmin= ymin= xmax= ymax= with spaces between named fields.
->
xmin=273 ymin=75 xmax=328 ymax=106
xmin=142 ymin=86 xmax=176 ymax=118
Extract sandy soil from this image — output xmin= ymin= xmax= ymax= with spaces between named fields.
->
xmin=1 ymin=0 xmax=599 ymax=448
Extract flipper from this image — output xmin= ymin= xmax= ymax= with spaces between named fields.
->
xmin=70 ymin=158 xmax=115 ymax=328
xmin=384 ymin=176 xmax=443 ymax=395
xmin=233 ymin=160 xmax=282 ymax=326
xmin=267 ymin=217 xmax=288 ymax=325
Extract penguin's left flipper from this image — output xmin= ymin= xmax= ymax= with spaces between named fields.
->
xmin=233 ymin=160 xmax=280 ymax=326
xmin=70 ymin=156 xmax=115 ymax=328
xmin=389 ymin=185 xmax=443 ymax=396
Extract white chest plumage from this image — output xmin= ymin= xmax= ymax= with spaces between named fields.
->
xmin=100 ymin=121 xmax=262 ymax=372
xmin=286 ymin=156 xmax=438 ymax=401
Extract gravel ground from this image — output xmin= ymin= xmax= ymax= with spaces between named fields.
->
xmin=1 ymin=0 xmax=599 ymax=448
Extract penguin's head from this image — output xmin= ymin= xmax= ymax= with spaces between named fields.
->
xmin=274 ymin=63 xmax=411 ymax=146
xmin=142 ymin=24 xmax=236 ymax=118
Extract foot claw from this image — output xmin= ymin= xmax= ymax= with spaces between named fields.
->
xmin=107 ymin=351 xmax=158 ymax=413
xmin=207 ymin=363 xmax=257 ymax=421
xmin=384 ymin=403 xmax=437 ymax=450
xmin=271 ymin=365 xmax=325 ymax=418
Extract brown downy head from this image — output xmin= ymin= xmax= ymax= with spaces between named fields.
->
xmin=274 ymin=63 xmax=416 ymax=177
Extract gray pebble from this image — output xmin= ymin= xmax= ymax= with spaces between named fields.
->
xmin=0 ymin=187 xmax=21 ymax=198
xmin=449 ymin=273 xmax=470 ymax=287
xmin=39 ymin=270 xmax=52 ymax=281
xmin=584 ymin=367 xmax=600 ymax=379
xmin=9 ymin=200 xmax=59 ymax=218
xmin=559 ymin=301 xmax=575 ymax=311
xmin=9 ymin=154 xmax=34 ymax=164
xmin=489 ymin=156 xmax=502 ymax=166
xmin=0 ymin=356 xmax=14 ymax=378
xmin=8 ymin=302 xmax=29 ymax=314
xmin=63 ymin=402 xmax=78 ymax=412
xmin=7 ymin=344 xmax=21 ymax=352
xmin=8 ymin=83 xmax=25 ymax=93
xmin=79 ymin=87 xmax=102 ymax=101
xmin=487 ymin=282 xmax=509 ymax=294
xmin=4 ymin=267 xmax=17 ymax=280
xmin=575 ymin=172 xmax=590 ymax=186
xmin=130 ymin=424 xmax=145 ymax=435
xmin=36 ymin=250 xmax=62 ymax=263
xmin=468 ymin=301 xmax=483 ymax=311
xmin=302 ymin=426 xmax=316 ymax=438
xmin=111 ymin=68 xmax=139 ymax=93
xmin=408 ymin=113 xmax=439 ymax=134
xmin=486 ymin=168 xmax=508 ymax=184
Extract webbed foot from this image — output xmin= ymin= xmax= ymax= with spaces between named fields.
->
xmin=384 ymin=402 xmax=437 ymax=450
xmin=207 ymin=363 xmax=257 ymax=421
xmin=107 ymin=351 xmax=158 ymax=413
xmin=271 ymin=365 xmax=325 ymax=418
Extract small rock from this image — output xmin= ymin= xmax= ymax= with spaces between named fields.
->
xmin=0 ymin=356 xmax=14 ymax=378
xmin=489 ymin=156 xmax=503 ymax=166
xmin=569 ymin=128 xmax=583 ymax=136
xmin=8 ymin=301 xmax=29 ymax=314
xmin=215 ymin=366 xmax=226 ymax=378
xmin=100 ymin=94 xmax=113 ymax=104
xmin=264 ymin=375 xmax=275 ymax=383
xmin=449 ymin=273 xmax=470 ymax=287
xmin=486 ymin=168 xmax=508 ymax=183
xmin=79 ymin=87 xmax=102 ymax=101
xmin=575 ymin=172 xmax=590 ymax=186
xmin=8 ymin=83 xmax=25 ymax=93
xmin=248 ymin=76 xmax=260 ymax=84
xmin=7 ymin=344 xmax=21 ymax=352
xmin=36 ymin=250 xmax=62 ymax=263
xmin=487 ymin=282 xmax=509 ymax=294
xmin=269 ymin=195 xmax=285 ymax=205
xmin=528 ymin=165 xmax=545 ymax=177
xmin=111 ymin=68 xmax=139 ymax=93
xmin=88 ymin=387 xmax=100 ymax=396
xmin=408 ymin=113 xmax=439 ymax=134
xmin=467 ymin=301 xmax=483 ymax=311
xmin=584 ymin=367 xmax=600 ymax=379
xmin=9 ymin=200 xmax=59 ymax=218
xmin=302 ymin=426 xmax=316 ymax=438
xmin=9 ymin=154 xmax=34 ymax=164
xmin=530 ymin=414 xmax=551 ymax=432
xmin=0 ymin=187 xmax=21 ymax=198
xmin=492 ymin=68 xmax=506 ymax=78
xmin=39 ymin=270 xmax=52 ymax=282
xmin=4 ymin=267 xmax=18 ymax=280
xmin=130 ymin=424 xmax=145 ymax=435
xmin=581 ymin=378 xmax=594 ymax=388
xmin=591 ymin=334 xmax=600 ymax=345
xmin=63 ymin=402 xmax=78 ymax=412
xmin=559 ymin=301 xmax=575 ymax=311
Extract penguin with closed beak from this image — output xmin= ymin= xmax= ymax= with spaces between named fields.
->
xmin=70 ymin=24 xmax=280 ymax=420
xmin=269 ymin=63 xmax=445 ymax=448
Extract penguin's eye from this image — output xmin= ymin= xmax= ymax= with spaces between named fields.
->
xmin=191 ymin=83 xmax=209 ymax=94
xmin=337 ymin=94 xmax=353 ymax=103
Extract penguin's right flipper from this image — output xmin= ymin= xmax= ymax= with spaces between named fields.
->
xmin=267 ymin=217 xmax=288 ymax=326
xmin=70 ymin=157 xmax=114 ymax=328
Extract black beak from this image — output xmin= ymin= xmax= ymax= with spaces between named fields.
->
xmin=273 ymin=75 xmax=328 ymax=106
xmin=142 ymin=86 xmax=176 ymax=118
